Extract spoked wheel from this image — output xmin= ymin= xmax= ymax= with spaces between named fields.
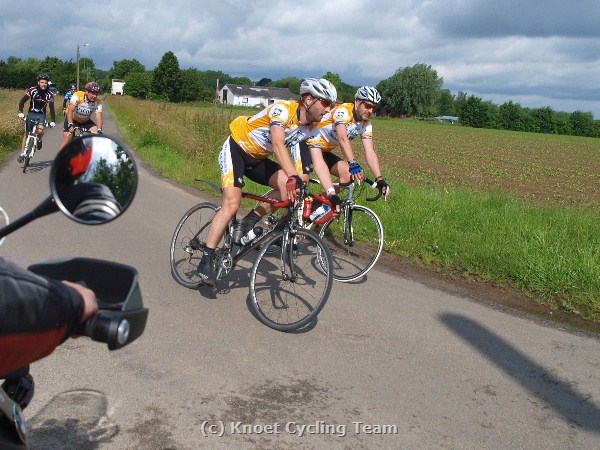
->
xmin=250 ymin=228 xmax=334 ymax=332
xmin=22 ymin=139 xmax=34 ymax=173
xmin=170 ymin=202 xmax=221 ymax=288
xmin=319 ymin=204 xmax=383 ymax=282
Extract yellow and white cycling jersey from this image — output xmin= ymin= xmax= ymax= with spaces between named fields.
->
xmin=229 ymin=100 xmax=315 ymax=159
xmin=306 ymin=103 xmax=372 ymax=152
xmin=69 ymin=91 xmax=102 ymax=123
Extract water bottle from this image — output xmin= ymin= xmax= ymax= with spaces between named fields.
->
xmin=302 ymin=196 xmax=313 ymax=220
xmin=309 ymin=204 xmax=330 ymax=222
xmin=240 ymin=226 xmax=263 ymax=246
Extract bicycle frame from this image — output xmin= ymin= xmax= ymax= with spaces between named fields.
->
xmin=215 ymin=190 xmax=298 ymax=280
xmin=20 ymin=117 xmax=46 ymax=172
xmin=296 ymin=178 xmax=380 ymax=230
xmin=24 ymin=118 xmax=45 ymax=155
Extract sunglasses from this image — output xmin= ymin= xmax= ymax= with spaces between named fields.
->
xmin=316 ymin=98 xmax=332 ymax=108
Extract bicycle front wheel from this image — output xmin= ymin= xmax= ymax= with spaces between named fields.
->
xmin=170 ymin=202 xmax=220 ymax=288
xmin=250 ymin=228 xmax=334 ymax=332
xmin=22 ymin=139 xmax=34 ymax=173
xmin=319 ymin=204 xmax=383 ymax=282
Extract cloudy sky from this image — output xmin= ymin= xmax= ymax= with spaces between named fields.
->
xmin=2 ymin=0 xmax=599 ymax=117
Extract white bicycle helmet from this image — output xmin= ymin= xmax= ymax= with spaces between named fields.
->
xmin=299 ymin=78 xmax=337 ymax=103
xmin=355 ymin=86 xmax=381 ymax=104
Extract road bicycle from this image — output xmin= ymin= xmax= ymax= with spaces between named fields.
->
xmin=18 ymin=117 xmax=46 ymax=173
xmin=170 ymin=180 xmax=334 ymax=332
xmin=258 ymin=177 xmax=384 ymax=282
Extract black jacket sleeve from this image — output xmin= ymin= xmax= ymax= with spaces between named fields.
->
xmin=18 ymin=94 xmax=29 ymax=113
xmin=0 ymin=257 xmax=85 ymax=375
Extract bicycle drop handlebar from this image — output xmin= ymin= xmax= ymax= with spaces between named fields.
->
xmin=309 ymin=178 xmax=382 ymax=202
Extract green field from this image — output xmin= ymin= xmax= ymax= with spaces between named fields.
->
xmin=2 ymin=90 xmax=598 ymax=325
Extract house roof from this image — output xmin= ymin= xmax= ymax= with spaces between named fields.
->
xmin=222 ymin=84 xmax=297 ymax=100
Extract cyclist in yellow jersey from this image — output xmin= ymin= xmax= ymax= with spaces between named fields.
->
xmin=198 ymin=78 xmax=341 ymax=286
xmin=303 ymin=86 xmax=390 ymax=200
xmin=244 ymin=86 xmax=391 ymax=233
xmin=60 ymin=81 xmax=103 ymax=149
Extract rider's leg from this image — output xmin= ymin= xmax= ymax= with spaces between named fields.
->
xmin=37 ymin=124 xmax=45 ymax=150
xmin=198 ymin=186 xmax=242 ymax=286
xmin=20 ymin=132 xmax=27 ymax=153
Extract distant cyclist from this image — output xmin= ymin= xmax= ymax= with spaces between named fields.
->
xmin=60 ymin=81 xmax=103 ymax=149
xmin=62 ymin=83 xmax=77 ymax=113
xmin=303 ymin=86 xmax=390 ymax=199
xmin=17 ymin=73 xmax=56 ymax=162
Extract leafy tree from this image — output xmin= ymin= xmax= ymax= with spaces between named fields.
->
xmin=272 ymin=76 xmax=302 ymax=94
xmin=179 ymin=68 xmax=214 ymax=102
xmin=438 ymin=89 xmax=456 ymax=116
xmin=256 ymin=78 xmax=272 ymax=86
xmin=124 ymin=72 xmax=153 ymax=99
xmin=457 ymin=93 xmax=497 ymax=128
xmin=378 ymin=63 xmax=443 ymax=117
xmin=230 ymin=76 xmax=253 ymax=85
xmin=530 ymin=106 xmax=556 ymax=134
xmin=569 ymin=110 xmax=594 ymax=137
xmin=497 ymin=101 xmax=526 ymax=131
xmin=109 ymin=59 xmax=146 ymax=79
xmin=91 ymin=151 xmax=136 ymax=206
xmin=152 ymin=51 xmax=182 ymax=102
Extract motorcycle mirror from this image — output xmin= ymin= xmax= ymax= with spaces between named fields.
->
xmin=50 ymin=135 xmax=138 ymax=225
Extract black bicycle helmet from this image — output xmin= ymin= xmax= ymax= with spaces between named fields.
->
xmin=37 ymin=73 xmax=50 ymax=81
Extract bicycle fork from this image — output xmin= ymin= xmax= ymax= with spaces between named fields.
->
xmin=343 ymin=205 xmax=354 ymax=246
xmin=279 ymin=229 xmax=298 ymax=282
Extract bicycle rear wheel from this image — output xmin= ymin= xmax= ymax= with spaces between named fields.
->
xmin=22 ymin=139 xmax=34 ymax=173
xmin=170 ymin=202 xmax=221 ymax=288
xmin=250 ymin=228 xmax=334 ymax=332
xmin=319 ymin=204 xmax=383 ymax=282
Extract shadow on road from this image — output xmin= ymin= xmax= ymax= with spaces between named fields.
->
xmin=440 ymin=313 xmax=600 ymax=433
xmin=27 ymin=389 xmax=119 ymax=449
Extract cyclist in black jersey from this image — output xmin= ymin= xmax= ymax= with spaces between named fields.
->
xmin=17 ymin=73 xmax=56 ymax=159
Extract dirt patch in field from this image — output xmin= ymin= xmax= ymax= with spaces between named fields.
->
xmin=374 ymin=248 xmax=600 ymax=336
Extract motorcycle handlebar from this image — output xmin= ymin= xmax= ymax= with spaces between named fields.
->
xmin=28 ymin=257 xmax=148 ymax=350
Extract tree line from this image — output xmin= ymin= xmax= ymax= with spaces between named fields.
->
xmin=1 ymin=55 xmax=598 ymax=138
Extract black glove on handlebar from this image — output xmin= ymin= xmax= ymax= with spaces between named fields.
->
xmin=328 ymin=194 xmax=342 ymax=208
xmin=376 ymin=178 xmax=390 ymax=199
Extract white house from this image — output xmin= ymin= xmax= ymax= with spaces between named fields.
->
xmin=219 ymin=84 xmax=297 ymax=107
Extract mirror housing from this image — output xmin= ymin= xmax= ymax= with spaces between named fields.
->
xmin=51 ymin=135 xmax=138 ymax=225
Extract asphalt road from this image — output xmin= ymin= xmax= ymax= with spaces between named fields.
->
xmin=2 ymin=107 xmax=600 ymax=449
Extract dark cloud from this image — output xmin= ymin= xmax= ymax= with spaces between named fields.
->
xmin=419 ymin=0 xmax=600 ymax=38
xmin=0 ymin=0 xmax=598 ymax=116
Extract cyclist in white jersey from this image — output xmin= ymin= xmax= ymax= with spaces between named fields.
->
xmin=197 ymin=78 xmax=340 ymax=286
